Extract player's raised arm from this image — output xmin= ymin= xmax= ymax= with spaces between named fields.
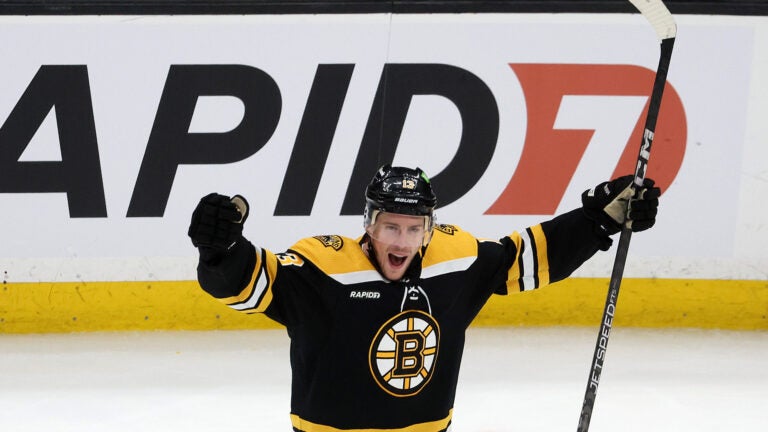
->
xmin=188 ymin=193 xmax=256 ymax=298
xmin=526 ymin=176 xmax=661 ymax=286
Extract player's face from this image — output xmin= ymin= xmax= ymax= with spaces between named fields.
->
xmin=366 ymin=212 xmax=426 ymax=281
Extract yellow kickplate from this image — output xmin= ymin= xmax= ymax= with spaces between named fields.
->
xmin=1 ymin=278 xmax=766 ymax=333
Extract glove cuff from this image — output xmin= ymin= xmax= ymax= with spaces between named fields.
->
xmin=582 ymin=206 xmax=622 ymax=236
xmin=197 ymin=236 xmax=242 ymax=265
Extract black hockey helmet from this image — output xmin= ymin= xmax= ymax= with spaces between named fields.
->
xmin=363 ymin=164 xmax=437 ymax=229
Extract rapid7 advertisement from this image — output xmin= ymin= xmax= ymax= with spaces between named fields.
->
xmin=0 ymin=14 xmax=753 ymax=281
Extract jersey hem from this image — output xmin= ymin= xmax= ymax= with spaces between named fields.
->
xmin=290 ymin=409 xmax=452 ymax=432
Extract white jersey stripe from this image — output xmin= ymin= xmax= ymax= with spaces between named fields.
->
xmin=421 ymin=256 xmax=476 ymax=279
xmin=231 ymin=264 xmax=269 ymax=311
xmin=519 ymin=230 xmax=537 ymax=291
xmin=331 ymin=269 xmax=387 ymax=285
xmin=328 ymin=256 xmax=477 ymax=285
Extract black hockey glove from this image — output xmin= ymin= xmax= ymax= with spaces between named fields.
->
xmin=582 ymin=175 xmax=660 ymax=235
xmin=188 ymin=193 xmax=250 ymax=263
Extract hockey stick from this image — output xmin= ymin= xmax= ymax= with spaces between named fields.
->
xmin=576 ymin=1 xmax=676 ymax=431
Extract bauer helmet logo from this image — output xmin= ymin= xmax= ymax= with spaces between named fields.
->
xmin=368 ymin=310 xmax=440 ymax=397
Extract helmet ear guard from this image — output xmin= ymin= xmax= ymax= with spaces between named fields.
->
xmin=422 ymin=212 xmax=435 ymax=247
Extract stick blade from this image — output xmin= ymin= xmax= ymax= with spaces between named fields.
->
xmin=629 ymin=0 xmax=677 ymax=40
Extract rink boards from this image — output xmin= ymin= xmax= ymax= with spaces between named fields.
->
xmin=1 ymin=12 xmax=767 ymax=333
xmin=2 ymin=278 xmax=765 ymax=333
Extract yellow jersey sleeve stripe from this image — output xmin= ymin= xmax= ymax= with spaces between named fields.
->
xmin=507 ymin=225 xmax=551 ymax=292
xmin=290 ymin=409 xmax=452 ymax=432
xmin=506 ymin=231 xmax=523 ymax=289
xmin=221 ymin=248 xmax=278 ymax=314
xmin=251 ymin=248 xmax=278 ymax=313
xmin=529 ymin=224 xmax=550 ymax=287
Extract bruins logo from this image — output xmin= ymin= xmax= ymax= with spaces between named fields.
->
xmin=313 ymin=235 xmax=343 ymax=251
xmin=369 ymin=310 xmax=440 ymax=397
xmin=434 ymin=224 xmax=457 ymax=235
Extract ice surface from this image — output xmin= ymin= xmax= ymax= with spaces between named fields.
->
xmin=0 ymin=327 xmax=765 ymax=431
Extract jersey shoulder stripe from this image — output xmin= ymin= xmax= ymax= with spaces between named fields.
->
xmin=421 ymin=224 xmax=478 ymax=278
xmin=289 ymin=235 xmax=384 ymax=285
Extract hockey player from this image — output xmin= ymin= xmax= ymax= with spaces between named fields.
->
xmin=188 ymin=164 xmax=659 ymax=432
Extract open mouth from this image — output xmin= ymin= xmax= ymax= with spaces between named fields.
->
xmin=388 ymin=254 xmax=407 ymax=267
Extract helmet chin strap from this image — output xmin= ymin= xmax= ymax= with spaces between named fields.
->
xmin=362 ymin=234 xmax=388 ymax=281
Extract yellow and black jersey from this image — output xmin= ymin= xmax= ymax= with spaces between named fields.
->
xmin=196 ymin=208 xmax=609 ymax=432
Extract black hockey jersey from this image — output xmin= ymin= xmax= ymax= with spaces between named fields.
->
xmin=196 ymin=208 xmax=609 ymax=431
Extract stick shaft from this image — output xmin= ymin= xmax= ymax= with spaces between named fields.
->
xmin=576 ymin=8 xmax=676 ymax=431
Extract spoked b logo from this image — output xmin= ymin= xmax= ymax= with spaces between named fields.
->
xmin=368 ymin=310 xmax=440 ymax=397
